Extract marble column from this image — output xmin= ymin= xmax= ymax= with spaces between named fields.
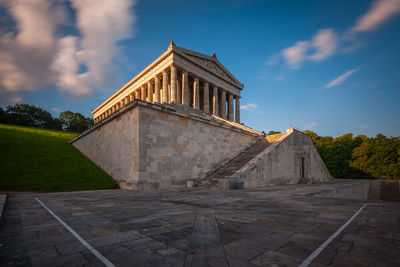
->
xmin=177 ymin=77 xmax=182 ymax=104
xmin=235 ymin=96 xmax=240 ymax=123
xmin=162 ymin=70 xmax=168 ymax=103
xmin=228 ymin=93 xmax=234 ymax=120
xmin=203 ymin=82 xmax=209 ymax=113
xmin=220 ymin=89 xmax=226 ymax=118
xmin=136 ymin=88 xmax=141 ymax=101
xmin=212 ymin=86 xmax=218 ymax=116
xmin=154 ymin=76 xmax=160 ymax=103
xmin=182 ymin=71 xmax=189 ymax=105
xmin=147 ymin=81 xmax=153 ymax=103
xmin=170 ymin=65 xmax=177 ymax=103
xmin=141 ymin=85 xmax=146 ymax=101
xmin=193 ymin=77 xmax=200 ymax=110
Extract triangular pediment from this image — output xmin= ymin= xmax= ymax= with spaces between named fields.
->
xmin=173 ymin=46 xmax=243 ymax=88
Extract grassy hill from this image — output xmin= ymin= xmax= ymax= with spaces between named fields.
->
xmin=0 ymin=124 xmax=118 ymax=192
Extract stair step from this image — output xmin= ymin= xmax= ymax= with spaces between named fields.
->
xmin=198 ymin=138 xmax=273 ymax=189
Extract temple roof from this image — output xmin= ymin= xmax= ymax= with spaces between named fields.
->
xmin=169 ymin=40 xmax=244 ymax=88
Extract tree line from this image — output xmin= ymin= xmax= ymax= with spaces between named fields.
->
xmin=0 ymin=103 xmax=93 ymax=133
xmin=304 ymin=130 xmax=400 ymax=180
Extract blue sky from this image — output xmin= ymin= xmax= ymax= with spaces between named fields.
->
xmin=0 ymin=0 xmax=399 ymax=137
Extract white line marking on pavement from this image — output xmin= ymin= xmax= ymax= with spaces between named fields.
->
xmin=299 ymin=203 xmax=368 ymax=267
xmin=35 ymin=198 xmax=115 ymax=267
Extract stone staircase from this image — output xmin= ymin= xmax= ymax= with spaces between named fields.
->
xmin=198 ymin=137 xmax=274 ymax=189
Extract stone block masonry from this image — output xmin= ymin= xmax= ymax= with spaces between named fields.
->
xmin=71 ymin=106 xmax=140 ymax=189
xmin=229 ymin=128 xmax=332 ymax=189
xmin=71 ymin=100 xmax=258 ymax=190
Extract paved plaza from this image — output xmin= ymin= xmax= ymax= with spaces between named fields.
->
xmin=0 ymin=182 xmax=399 ymax=266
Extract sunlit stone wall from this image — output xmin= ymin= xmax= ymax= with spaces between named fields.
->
xmin=137 ymin=105 xmax=255 ymax=190
xmin=230 ymin=128 xmax=333 ymax=189
xmin=71 ymin=101 xmax=257 ymax=190
xmin=72 ymin=107 xmax=140 ymax=189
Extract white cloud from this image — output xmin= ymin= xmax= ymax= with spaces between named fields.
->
xmin=0 ymin=0 xmax=61 ymax=93
xmin=240 ymin=103 xmax=258 ymax=112
xmin=276 ymin=75 xmax=285 ymax=80
xmin=308 ymin=29 xmax=338 ymax=61
xmin=360 ymin=124 xmax=369 ymax=129
xmin=324 ymin=67 xmax=360 ymax=88
xmin=352 ymin=0 xmax=400 ymax=32
xmin=52 ymin=36 xmax=91 ymax=97
xmin=51 ymin=0 xmax=137 ymax=97
xmin=304 ymin=122 xmax=318 ymax=130
xmin=282 ymin=41 xmax=309 ymax=69
xmin=281 ymin=28 xmax=338 ymax=69
xmin=264 ymin=1 xmax=400 ymax=72
xmin=50 ymin=107 xmax=60 ymax=112
xmin=11 ymin=96 xmax=23 ymax=104
xmin=0 ymin=0 xmax=137 ymax=98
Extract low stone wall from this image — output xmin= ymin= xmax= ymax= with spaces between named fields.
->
xmin=296 ymin=180 xmax=370 ymax=200
xmin=71 ymin=101 xmax=258 ymax=190
xmin=230 ymin=128 xmax=332 ymax=189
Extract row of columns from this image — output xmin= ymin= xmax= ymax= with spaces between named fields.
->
xmin=95 ymin=65 xmax=241 ymax=124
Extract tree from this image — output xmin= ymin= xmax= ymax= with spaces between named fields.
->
xmin=6 ymin=103 xmax=61 ymax=130
xmin=0 ymin=107 xmax=8 ymax=123
xmin=45 ymin=118 xmax=63 ymax=131
xmin=59 ymin=111 xmax=93 ymax=133
xmin=351 ymin=134 xmax=400 ymax=180
xmin=305 ymin=131 xmax=369 ymax=179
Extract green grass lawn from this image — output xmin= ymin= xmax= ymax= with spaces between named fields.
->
xmin=0 ymin=124 xmax=118 ymax=192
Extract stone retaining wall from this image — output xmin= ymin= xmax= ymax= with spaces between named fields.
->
xmin=72 ymin=107 xmax=140 ymax=189
xmin=71 ymin=101 xmax=258 ymax=190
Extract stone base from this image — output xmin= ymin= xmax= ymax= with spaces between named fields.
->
xmin=70 ymin=100 xmax=259 ymax=190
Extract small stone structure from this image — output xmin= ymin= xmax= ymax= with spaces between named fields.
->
xmin=229 ymin=128 xmax=333 ymax=189
xmin=70 ymin=42 xmax=332 ymax=190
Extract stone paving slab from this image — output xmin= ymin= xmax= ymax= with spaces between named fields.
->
xmin=0 ymin=182 xmax=399 ymax=266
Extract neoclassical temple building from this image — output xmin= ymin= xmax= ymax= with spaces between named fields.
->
xmin=71 ymin=41 xmax=332 ymax=191
xmin=93 ymin=41 xmax=242 ymax=124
